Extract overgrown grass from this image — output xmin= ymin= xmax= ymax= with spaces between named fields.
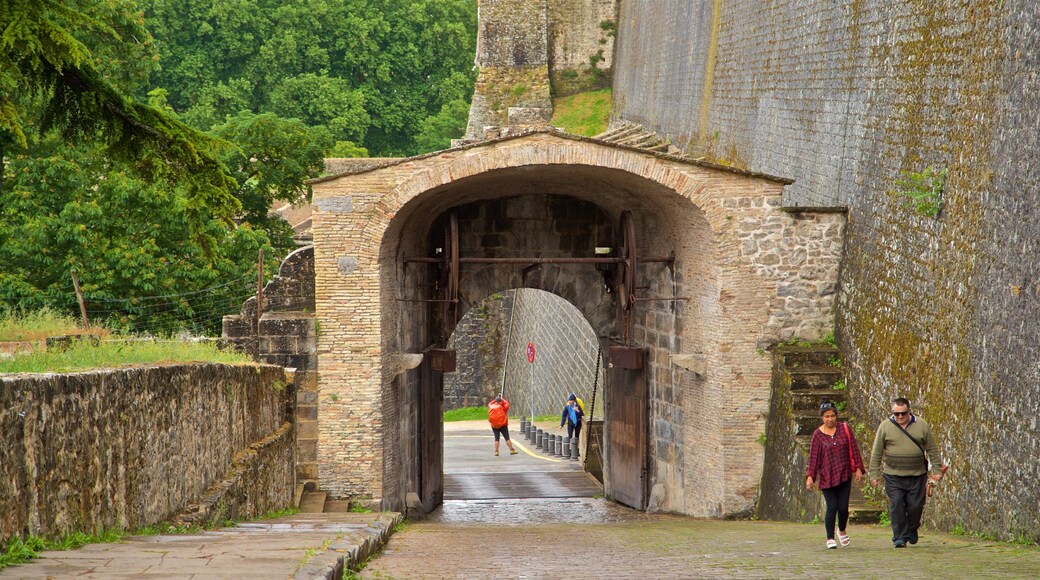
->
xmin=443 ymin=406 xmax=560 ymax=423
xmin=1 ymin=529 xmax=127 ymax=569
xmin=443 ymin=406 xmax=488 ymax=422
xmin=0 ymin=308 xmax=90 ymax=342
xmin=0 ymin=338 xmax=252 ymax=373
xmin=550 ymin=88 xmax=612 ymax=136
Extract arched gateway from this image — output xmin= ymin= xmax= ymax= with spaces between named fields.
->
xmin=306 ymin=129 xmax=843 ymax=517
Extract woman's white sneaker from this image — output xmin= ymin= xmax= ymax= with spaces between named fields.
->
xmin=826 ymin=539 xmax=838 ymax=549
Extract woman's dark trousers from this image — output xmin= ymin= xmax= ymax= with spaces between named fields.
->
xmin=821 ymin=479 xmax=852 ymax=539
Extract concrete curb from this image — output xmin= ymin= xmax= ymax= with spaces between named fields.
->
xmin=294 ymin=512 xmax=403 ymax=579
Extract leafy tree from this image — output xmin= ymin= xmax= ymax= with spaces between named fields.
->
xmin=210 ymin=111 xmax=334 ymax=252
xmin=139 ymin=0 xmax=478 ymax=155
xmin=0 ymin=135 xmax=273 ymax=334
xmin=0 ymin=0 xmax=242 ymax=230
xmin=267 ymin=73 xmax=369 ymax=145
xmin=414 ymin=99 xmax=470 ymax=153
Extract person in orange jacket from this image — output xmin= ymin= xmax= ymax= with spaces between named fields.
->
xmin=487 ymin=395 xmax=518 ymax=456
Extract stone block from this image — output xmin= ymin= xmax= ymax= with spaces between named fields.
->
xmin=297 ymin=420 xmax=318 ymax=439
xmin=296 ymin=462 xmax=319 ymax=480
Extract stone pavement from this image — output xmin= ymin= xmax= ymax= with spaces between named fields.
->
xmin=363 ymin=498 xmax=1040 ymax=579
xmin=0 ymin=513 xmax=400 ymax=580
xmin=443 ymin=420 xmax=600 ymax=500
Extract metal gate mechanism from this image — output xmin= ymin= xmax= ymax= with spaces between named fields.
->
xmin=401 ymin=211 xmax=687 ymax=343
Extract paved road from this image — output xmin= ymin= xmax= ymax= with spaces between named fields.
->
xmin=443 ymin=420 xmax=600 ymax=500
xmin=364 ymin=501 xmax=1040 ymax=579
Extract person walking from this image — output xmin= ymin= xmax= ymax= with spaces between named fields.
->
xmin=868 ymin=397 xmax=944 ymax=548
xmin=559 ymin=393 xmax=585 ymax=453
xmin=487 ymin=396 xmax=518 ymax=456
xmin=805 ymin=399 xmax=865 ymax=549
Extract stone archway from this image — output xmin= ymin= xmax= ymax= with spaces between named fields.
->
xmin=309 ymin=130 xmax=844 ymax=516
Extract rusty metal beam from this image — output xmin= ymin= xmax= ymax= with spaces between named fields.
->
xmin=403 ymin=256 xmax=675 ymax=264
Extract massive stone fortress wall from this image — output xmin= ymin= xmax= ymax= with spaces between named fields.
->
xmin=613 ymin=1 xmax=1040 ymax=540
xmin=466 ymin=0 xmax=619 ymax=138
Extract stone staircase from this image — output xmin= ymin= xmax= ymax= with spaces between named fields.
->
xmin=777 ymin=346 xmax=882 ymax=524
xmin=594 ymin=122 xmax=683 ymax=154
xmin=296 ymin=482 xmax=380 ymax=514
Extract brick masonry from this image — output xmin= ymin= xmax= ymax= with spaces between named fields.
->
xmin=309 ymin=130 xmax=843 ymax=516
xmin=612 ymin=0 xmax=1040 ymax=540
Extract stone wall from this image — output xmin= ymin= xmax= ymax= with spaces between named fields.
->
xmin=547 ymin=0 xmax=618 ymax=96
xmin=0 ymin=364 xmax=293 ymax=545
xmin=445 ymin=292 xmax=509 ymax=410
xmin=613 ymin=0 xmax=1040 ymax=540
xmin=223 ymin=246 xmax=318 ymax=486
xmin=497 ymin=288 xmax=602 ymax=419
xmin=467 ymin=0 xmax=552 ymax=138
xmin=445 ymin=287 xmax=603 ymax=416
xmin=309 ymin=131 xmax=843 ymax=515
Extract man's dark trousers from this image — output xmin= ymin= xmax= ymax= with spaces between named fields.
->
xmin=883 ymin=473 xmax=928 ymax=543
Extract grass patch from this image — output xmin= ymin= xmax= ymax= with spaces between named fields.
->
xmin=443 ymin=406 xmax=488 ymax=422
xmin=0 ymin=337 xmax=252 ymax=374
xmin=0 ymin=308 xmax=90 ymax=342
xmin=0 ymin=529 xmax=128 ymax=569
xmin=550 ymin=88 xmax=611 ymax=136
xmin=443 ymin=406 xmax=560 ymax=423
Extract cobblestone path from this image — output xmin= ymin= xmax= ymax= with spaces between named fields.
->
xmin=361 ymin=498 xmax=1040 ymax=579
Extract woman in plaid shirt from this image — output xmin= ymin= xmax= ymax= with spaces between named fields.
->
xmin=805 ymin=400 xmax=866 ymax=549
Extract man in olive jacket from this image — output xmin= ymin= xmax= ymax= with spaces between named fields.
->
xmin=868 ymin=397 xmax=944 ymax=548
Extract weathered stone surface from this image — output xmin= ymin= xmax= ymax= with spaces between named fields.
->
xmin=613 ymin=0 xmax=1040 ymax=541
xmin=310 ymin=130 xmax=841 ymax=516
xmin=0 ymin=364 xmax=293 ymax=545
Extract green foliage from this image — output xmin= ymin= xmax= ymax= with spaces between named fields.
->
xmin=0 ymin=335 xmax=252 ymax=373
xmin=550 ymin=89 xmax=612 ymax=137
xmin=832 ymin=379 xmax=847 ymax=391
xmin=0 ymin=529 xmax=127 ymax=569
xmin=328 ymin=141 xmax=370 ymax=159
xmin=0 ymin=536 xmax=46 ymax=569
xmin=0 ymin=135 xmax=273 ymax=334
xmin=835 ymin=400 xmax=847 ymax=412
xmin=879 ymin=510 xmax=891 ymax=527
xmin=893 ymin=165 xmax=947 ymax=217
xmin=140 ymin=0 xmax=479 ymax=156
xmin=819 ymin=332 xmax=836 ymax=346
xmin=210 ymin=111 xmax=333 ymax=252
xmin=413 ymin=99 xmax=470 ymax=153
xmin=0 ymin=0 xmax=243 ymax=229
xmin=756 ymin=432 xmax=768 ymax=445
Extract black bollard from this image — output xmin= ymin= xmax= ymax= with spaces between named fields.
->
xmin=546 ymin=434 xmax=555 ymax=454
xmin=571 ymin=436 xmax=580 ymax=460
xmin=520 ymin=416 xmax=528 ymax=436
xmin=536 ymin=429 xmax=543 ymax=449
xmin=563 ymin=437 xmax=571 ymax=458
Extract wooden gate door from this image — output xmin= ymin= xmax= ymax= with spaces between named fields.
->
xmin=418 ymin=348 xmax=453 ymax=513
xmin=603 ymin=346 xmax=648 ymax=510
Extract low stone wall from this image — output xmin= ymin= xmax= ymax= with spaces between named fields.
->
xmin=0 ymin=363 xmax=294 ymax=545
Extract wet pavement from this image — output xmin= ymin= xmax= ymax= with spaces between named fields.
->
xmin=365 ymin=502 xmax=1040 ymax=579
xmin=8 ymin=421 xmax=1040 ymax=579
xmin=0 ymin=513 xmax=400 ymax=579
xmin=443 ymin=420 xmax=600 ymax=500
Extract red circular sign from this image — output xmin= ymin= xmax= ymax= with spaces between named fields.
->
xmin=526 ymin=342 xmax=536 ymax=363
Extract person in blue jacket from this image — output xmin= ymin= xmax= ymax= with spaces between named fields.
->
xmin=559 ymin=393 xmax=585 ymax=452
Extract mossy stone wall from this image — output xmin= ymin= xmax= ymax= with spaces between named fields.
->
xmin=613 ymin=0 xmax=1040 ymax=541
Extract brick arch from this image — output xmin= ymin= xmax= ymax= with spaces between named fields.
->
xmin=310 ymin=131 xmax=843 ymax=517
